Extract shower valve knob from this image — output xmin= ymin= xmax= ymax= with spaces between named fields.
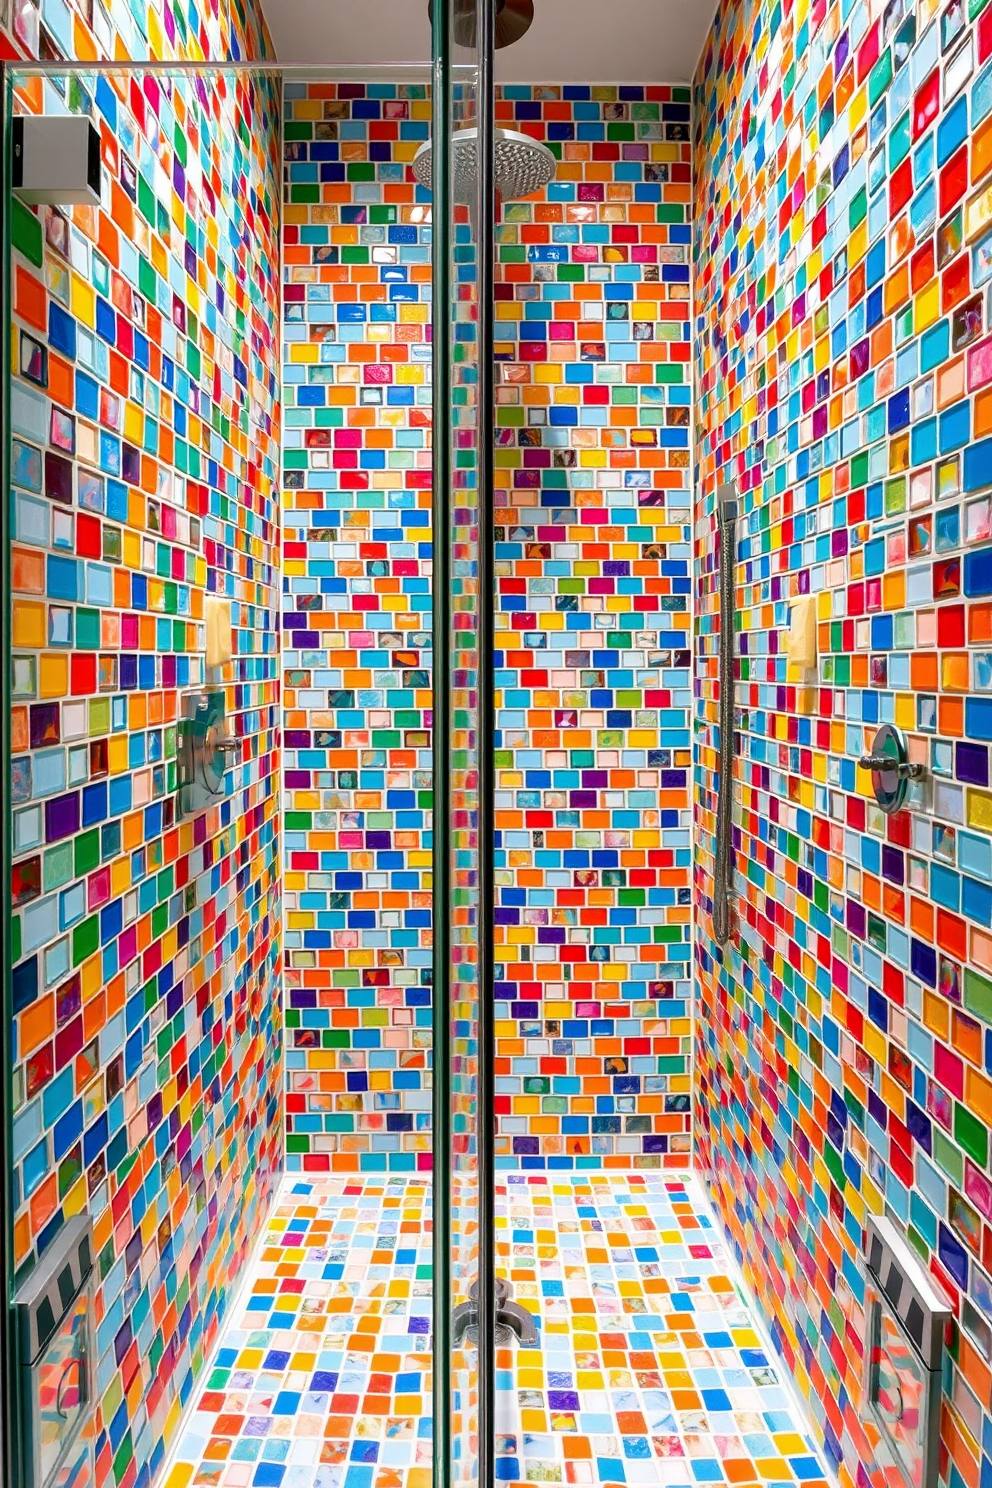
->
xmin=858 ymin=724 xmax=924 ymax=815
xmin=858 ymin=754 xmax=923 ymax=779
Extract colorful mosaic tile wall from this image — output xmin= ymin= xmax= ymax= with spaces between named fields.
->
xmin=281 ymin=83 xmax=695 ymax=1173
xmin=492 ymin=86 xmax=694 ymax=1168
xmin=694 ymin=0 xmax=992 ymax=1485
xmin=282 ymin=81 xmax=435 ymax=1174
xmin=5 ymin=6 xmax=282 ymax=1488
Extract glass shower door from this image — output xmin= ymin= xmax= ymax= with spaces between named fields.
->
xmin=431 ymin=0 xmax=495 ymax=1483
xmin=1 ymin=57 xmax=289 ymax=1488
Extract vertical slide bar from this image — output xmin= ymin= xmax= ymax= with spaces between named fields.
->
xmin=712 ymin=482 xmax=737 ymax=947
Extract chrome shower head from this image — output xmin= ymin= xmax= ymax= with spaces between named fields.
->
xmin=412 ymin=126 xmax=556 ymax=204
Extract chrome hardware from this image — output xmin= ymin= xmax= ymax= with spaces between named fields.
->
xmin=857 ymin=723 xmax=923 ymax=814
xmin=15 ymin=1215 xmax=95 ymax=1488
xmin=713 ymin=480 xmax=737 ymax=948
xmin=178 ymin=690 xmax=235 ymax=816
xmin=862 ymin=1214 xmax=950 ymax=1488
xmin=858 ymin=754 xmax=924 ymax=779
xmin=207 ymin=729 xmax=238 ymax=757
xmin=452 ymin=1276 xmax=538 ymax=1347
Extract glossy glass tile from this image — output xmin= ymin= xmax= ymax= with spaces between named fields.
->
xmin=166 ymin=1175 xmax=829 ymax=1488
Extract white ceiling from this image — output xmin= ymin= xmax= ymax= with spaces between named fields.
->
xmin=265 ymin=0 xmax=720 ymax=84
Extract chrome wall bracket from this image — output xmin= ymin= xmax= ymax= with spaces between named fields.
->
xmin=858 ymin=723 xmax=924 ymax=815
xmin=862 ymin=1214 xmax=950 ymax=1488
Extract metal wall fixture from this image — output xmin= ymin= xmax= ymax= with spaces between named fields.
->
xmin=177 ymin=689 xmax=237 ymax=817
xmin=11 ymin=115 xmax=103 ymax=205
xmin=858 ymin=723 xmax=925 ymax=815
xmin=712 ymin=481 xmax=737 ymax=947
xmin=14 ymin=1215 xmax=95 ymax=1488
xmin=862 ymin=1214 xmax=951 ymax=1488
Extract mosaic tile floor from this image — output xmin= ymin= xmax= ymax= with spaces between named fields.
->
xmin=164 ymin=1174 xmax=830 ymax=1488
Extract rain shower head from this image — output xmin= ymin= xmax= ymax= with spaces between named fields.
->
xmin=412 ymin=127 xmax=556 ymax=204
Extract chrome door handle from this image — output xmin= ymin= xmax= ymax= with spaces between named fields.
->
xmin=56 ymin=1357 xmax=82 ymax=1419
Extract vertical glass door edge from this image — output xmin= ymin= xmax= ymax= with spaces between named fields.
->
xmin=476 ymin=4 xmax=496 ymax=1485
xmin=2 ymin=61 xmax=19 ymax=1488
xmin=430 ymin=2 xmax=454 ymax=1474
xmin=431 ymin=2 xmax=496 ymax=1484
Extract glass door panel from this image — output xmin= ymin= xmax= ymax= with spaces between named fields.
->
xmin=2 ymin=57 xmax=447 ymax=1488
xmin=2 ymin=40 xmax=495 ymax=1488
